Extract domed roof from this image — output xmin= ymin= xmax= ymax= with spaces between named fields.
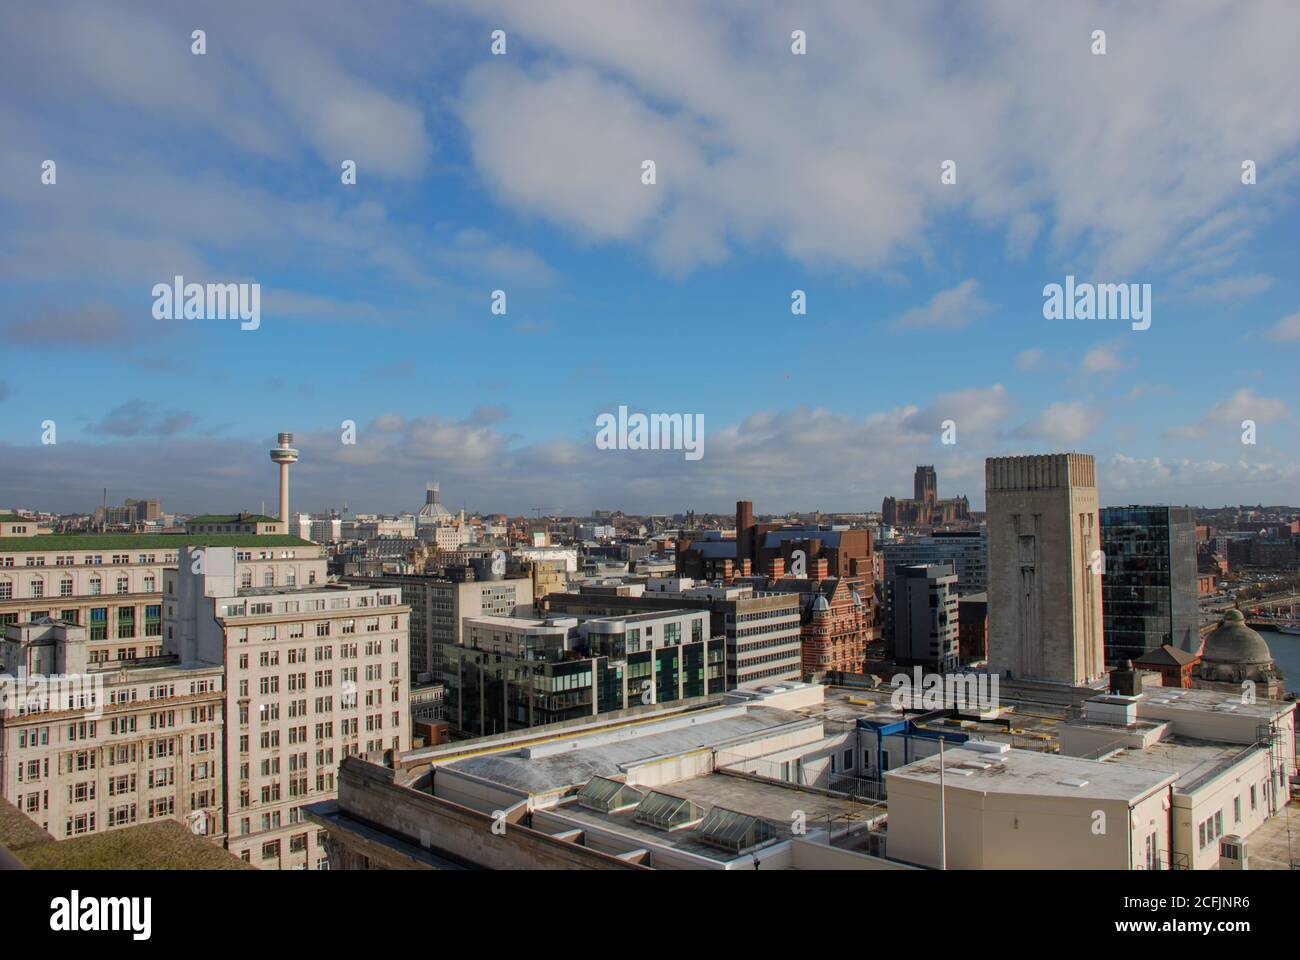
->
xmin=1201 ymin=609 xmax=1273 ymax=666
xmin=811 ymin=594 xmax=830 ymax=613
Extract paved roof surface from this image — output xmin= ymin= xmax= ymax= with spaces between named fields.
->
xmin=887 ymin=746 xmax=1177 ymax=801
xmin=443 ymin=706 xmax=816 ymax=796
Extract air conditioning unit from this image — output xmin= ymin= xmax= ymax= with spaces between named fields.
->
xmin=1219 ymin=835 xmax=1247 ymax=870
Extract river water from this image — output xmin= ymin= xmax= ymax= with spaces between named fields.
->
xmin=1260 ymin=628 xmax=1300 ymax=698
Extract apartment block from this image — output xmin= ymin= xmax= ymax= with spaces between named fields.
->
xmin=880 ymin=529 xmax=987 ymax=595
xmin=168 ymin=546 xmax=410 ymax=869
xmin=547 ymin=578 xmax=803 ymax=688
xmin=342 ymin=573 xmax=530 ymax=682
xmin=1 ymin=617 xmax=224 ymax=845
xmin=1 ymin=533 xmax=318 ymax=668
xmin=890 ymin=564 xmax=959 ymax=672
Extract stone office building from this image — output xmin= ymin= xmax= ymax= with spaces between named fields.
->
xmin=0 ymin=617 xmax=225 ymax=845
xmin=168 ymin=546 xmax=411 ymax=869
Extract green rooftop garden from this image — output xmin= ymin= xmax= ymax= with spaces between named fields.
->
xmin=0 ymin=534 xmax=315 ymax=552
xmin=1 ymin=800 xmax=251 ymax=869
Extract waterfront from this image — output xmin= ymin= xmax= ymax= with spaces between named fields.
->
xmin=1261 ymin=628 xmax=1300 ymax=698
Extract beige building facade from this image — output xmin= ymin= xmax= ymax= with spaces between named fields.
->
xmin=886 ymin=744 xmax=1176 ymax=869
xmin=1 ymin=618 xmax=225 ymax=845
xmin=2 ymin=533 xmax=318 ymax=668
xmin=986 ymin=454 xmax=1105 ymax=685
xmin=1059 ymin=689 xmax=1296 ymax=870
xmin=168 ymin=545 xmax=410 ymax=869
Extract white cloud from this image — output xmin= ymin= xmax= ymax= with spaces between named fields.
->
xmin=1186 ymin=273 xmax=1273 ymax=302
xmin=1268 ymin=309 xmax=1300 ymax=342
xmin=1081 ymin=342 xmax=1129 ymax=374
xmin=1011 ymin=401 xmax=1103 ymax=443
xmin=890 ymin=279 xmax=989 ymax=332
xmin=1015 ymin=348 xmax=1046 ymax=372
xmin=1103 ymin=453 xmax=1299 ymax=502
xmin=444 ymin=0 xmax=1300 ymax=279
xmin=1206 ymin=389 xmax=1291 ymax=425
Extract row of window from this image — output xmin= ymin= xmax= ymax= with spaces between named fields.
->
xmin=0 ymin=575 xmax=157 ymax=599
xmin=1 ymin=553 xmax=175 ymax=568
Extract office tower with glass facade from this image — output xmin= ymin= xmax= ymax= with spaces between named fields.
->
xmin=1101 ymin=506 xmax=1199 ymax=663
xmin=445 ymin=609 xmax=725 ymax=736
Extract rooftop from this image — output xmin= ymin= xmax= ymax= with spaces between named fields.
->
xmin=0 ymin=533 xmax=315 ymax=553
xmin=188 ymin=513 xmax=279 ymax=524
xmin=887 ymin=746 xmax=1177 ymax=802
xmin=536 ymin=771 xmax=878 ymax=865
xmin=1134 ymin=686 xmax=1293 ymax=721
xmin=441 ymin=704 xmax=817 ymax=796
xmin=1102 ymin=736 xmax=1264 ymax=793
xmin=0 ymin=800 xmax=250 ymax=870
xmin=1133 ymin=644 xmax=1198 ymax=667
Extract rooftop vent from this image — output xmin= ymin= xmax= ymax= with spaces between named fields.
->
xmin=1057 ymin=776 xmax=1090 ymax=788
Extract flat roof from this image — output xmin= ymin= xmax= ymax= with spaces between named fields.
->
xmin=1133 ymin=687 xmax=1294 ymax=721
xmin=188 ymin=514 xmax=279 ymax=523
xmin=442 ymin=705 xmax=816 ymax=796
xmin=0 ymin=800 xmax=249 ymax=869
xmin=887 ymin=747 xmax=1177 ymax=802
xmin=540 ymin=772 xmax=875 ymax=865
xmin=664 ymin=772 xmax=879 ymax=826
xmin=0 ymin=534 xmax=315 ymax=552
xmin=464 ymin=615 xmax=568 ymax=629
xmin=585 ymin=609 xmax=702 ymax=624
xmin=1102 ymin=737 xmax=1262 ymax=793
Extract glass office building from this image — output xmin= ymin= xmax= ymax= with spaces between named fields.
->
xmin=1100 ymin=506 xmax=1199 ymax=665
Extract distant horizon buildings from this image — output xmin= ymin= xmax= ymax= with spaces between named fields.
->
xmin=882 ymin=466 xmax=971 ymax=527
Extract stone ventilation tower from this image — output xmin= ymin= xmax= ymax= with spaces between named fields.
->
xmin=269 ymin=432 xmax=299 ymax=522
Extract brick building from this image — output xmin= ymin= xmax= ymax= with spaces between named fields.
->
xmin=881 ymin=466 xmax=971 ymax=527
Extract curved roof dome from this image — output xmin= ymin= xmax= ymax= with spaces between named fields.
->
xmin=1201 ymin=609 xmax=1273 ymax=666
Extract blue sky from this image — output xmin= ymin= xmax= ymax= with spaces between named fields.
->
xmin=1 ymin=0 xmax=1298 ymax=516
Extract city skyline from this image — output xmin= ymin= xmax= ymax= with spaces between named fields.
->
xmin=6 ymin=443 xmax=1300 ymax=519
xmin=2 ymin=1 xmax=1300 ymax=515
